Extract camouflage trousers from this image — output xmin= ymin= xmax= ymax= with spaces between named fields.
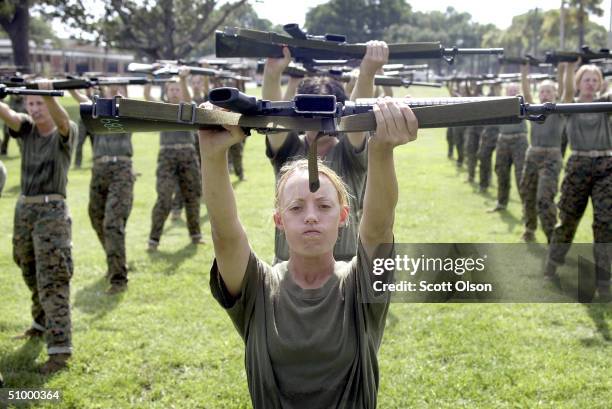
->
xmin=150 ymin=147 xmax=202 ymax=243
xmin=519 ymin=147 xmax=562 ymax=241
xmin=228 ymin=140 xmax=245 ymax=179
xmin=548 ymin=155 xmax=612 ymax=285
xmin=495 ymin=133 xmax=528 ymax=206
xmin=464 ymin=127 xmax=482 ymax=181
xmin=13 ymin=199 xmax=73 ymax=355
xmin=1 ymin=123 xmax=10 ymax=155
xmin=446 ymin=128 xmax=454 ymax=158
xmin=74 ymin=120 xmax=94 ymax=168
xmin=89 ymin=160 xmax=134 ymax=284
xmin=478 ymin=131 xmax=498 ymax=189
xmin=172 ymin=137 xmax=201 ymax=214
xmin=453 ymin=128 xmax=465 ymax=165
xmin=0 ymin=159 xmax=6 ymax=197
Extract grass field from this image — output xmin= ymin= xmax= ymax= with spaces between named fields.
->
xmin=0 ymin=86 xmax=610 ymax=408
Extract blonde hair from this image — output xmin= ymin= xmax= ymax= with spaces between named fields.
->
xmin=575 ymin=64 xmax=603 ymax=93
xmin=538 ymin=80 xmax=557 ymax=93
xmin=274 ymin=159 xmax=350 ymax=213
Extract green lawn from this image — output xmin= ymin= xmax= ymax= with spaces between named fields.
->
xmin=0 ymin=87 xmax=609 ymax=408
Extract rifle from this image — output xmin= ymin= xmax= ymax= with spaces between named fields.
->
xmin=544 ymin=46 xmax=612 ymax=65
xmin=81 ymin=87 xmax=612 ymax=191
xmin=1 ymin=75 xmax=172 ymax=90
xmin=216 ymin=25 xmax=504 ymax=65
xmin=0 ymin=84 xmax=64 ymax=99
xmin=128 ymin=62 xmax=252 ymax=82
xmin=498 ymin=55 xmax=550 ymax=67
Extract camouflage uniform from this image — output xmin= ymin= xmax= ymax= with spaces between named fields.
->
xmin=228 ymin=140 xmax=245 ymax=180
xmin=548 ymin=107 xmax=612 ymax=289
xmin=518 ymin=116 xmax=564 ymax=241
xmin=451 ymin=126 xmax=465 ymax=166
xmin=0 ymin=159 xmax=6 ymax=197
xmin=464 ymin=126 xmax=483 ymax=182
xmin=1 ymin=95 xmax=25 ymax=155
xmin=74 ymin=119 xmax=94 ymax=168
xmin=446 ymin=127 xmax=455 ymax=158
xmin=478 ymin=125 xmax=499 ymax=190
xmin=88 ymin=133 xmax=134 ymax=285
xmin=494 ymin=121 xmax=528 ymax=207
xmin=10 ymin=114 xmax=77 ymax=356
xmin=149 ymin=130 xmax=202 ymax=245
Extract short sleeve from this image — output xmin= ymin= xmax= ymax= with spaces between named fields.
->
xmin=209 ymin=251 xmax=269 ymax=341
xmin=8 ymin=114 xmax=33 ymax=139
xmin=352 ymin=237 xmax=395 ymax=349
xmin=60 ymin=120 xmax=78 ymax=152
xmin=265 ymin=132 xmax=303 ymax=173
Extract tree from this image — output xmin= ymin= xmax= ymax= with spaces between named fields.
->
xmin=566 ymin=0 xmax=604 ymax=47
xmin=99 ymin=0 xmax=248 ymax=61
xmin=0 ymin=1 xmax=89 ymax=72
xmin=305 ymin=0 xmax=411 ymax=43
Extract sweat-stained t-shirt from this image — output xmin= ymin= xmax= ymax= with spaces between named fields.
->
xmin=92 ymin=133 xmax=133 ymax=158
xmin=565 ymin=95 xmax=612 ymax=151
xmin=210 ymin=239 xmax=394 ymax=409
xmin=266 ymin=132 xmax=368 ymax=262
xmin=9 ymin=114 xmax=76 ymax=197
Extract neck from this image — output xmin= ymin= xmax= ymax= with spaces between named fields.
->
xmin=578 ymin=93 xmax=594 ymax=103
xmin=35 ymin=119 xmax=56 ymax=136
xmin=288 ymin=251 xmax=335 ymax=289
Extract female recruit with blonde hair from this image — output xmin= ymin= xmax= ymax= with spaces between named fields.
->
xmin=198 ymin=98 xmax=417 ymax=408
xmin=545 ymin=62 xmax=612 ymax=301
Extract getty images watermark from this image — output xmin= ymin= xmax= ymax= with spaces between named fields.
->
xmin=367 ymin=243 xmax=611 ymax=303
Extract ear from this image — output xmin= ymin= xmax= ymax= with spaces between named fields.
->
xmin=339 ymin=205 xmax=349 ymax=227
xmin=273 ymin=211 xmax=284 ymax=230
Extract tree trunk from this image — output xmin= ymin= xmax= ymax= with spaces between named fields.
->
xmin=0 ymin=1 xmax=31 ymax=72
xmin=578 ymin=1 xmax=585 ymax=47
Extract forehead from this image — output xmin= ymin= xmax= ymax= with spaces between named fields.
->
xmin=580 ymin=70 xmax=600 ymax=81
xmin=25 ymin=95 xmax=44 ymax=104
xmin=280 ymin=169 xmax=338 ymax=204
xmin=166 ymin=82 xmax=180 ymax=90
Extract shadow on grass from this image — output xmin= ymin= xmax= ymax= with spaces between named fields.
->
xmin=73 ymin=275 xmax=124 ymax=322
xmin=0 ymin=338 xmax=45 ymax=388
xmin=582 ymin=303 xmax=611 ymax=343
xmin=493 ymin=209 xmax=521 ymax=233
xmin=147 ymin=242 xmax=198 ymax=275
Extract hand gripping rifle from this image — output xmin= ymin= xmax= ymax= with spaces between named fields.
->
xmin=81 ymin=87 xmax=612 ymax=191
xmin=216 ymin=25 xmax=504 ymax=65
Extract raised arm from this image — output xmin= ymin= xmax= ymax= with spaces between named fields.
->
xmin=0 ymin=100 xmax=24 ymax=131
xmin=198 ymin=113 xmax=250 ymax=297
xmin=263 ymin=46 xmax=292 ymax=154
xmin=38 ymin=80 xmax=71 ymax=137
xmin=359 ymin=98 xmax=418 ymax=259
xmin=69 ymin=89 xmax=91 ymax=104
xmin=557 ymin=63 xmax=566 ymax=101
xmin=143 ymin=74 xmax=154 ymax=101
xmin=562 ymin=61 xmax=577 ymax=103
xmin=520 ymin=64 xmax=534 ymax=104
xmin=178 ymin=67 xmax=192 ymax=103
xmin=283 ymin=76 xmax=301 ymax=100
xmin=349 ymin=41 xmax=389 ymax=148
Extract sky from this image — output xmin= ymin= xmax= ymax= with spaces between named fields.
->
xmin=252 ymin=0 xmax=611 ymax=30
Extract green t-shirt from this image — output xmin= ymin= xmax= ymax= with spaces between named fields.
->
xmin=10 ymin=114 xmax=76 ymax=197
xmin=210 ymin=240 xmax=394 ymax=409
xmin=92 ymin=133 xmax=133 ymax=158
xmin=498 ymin=120 xmax=527 ymax=135
xmin=565 ymin=96 xmax=612 ymax=151
xmin=160 ymin=130 xmax=194 ymax=146
xmin=530 ymin=115 xmax=565 ymax=148
xmin=266 ymin=133 xmax=368 ymax=262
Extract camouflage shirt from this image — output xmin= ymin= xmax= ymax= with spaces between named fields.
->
xmin=9 ymin=114 xmax=77 ymax=197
